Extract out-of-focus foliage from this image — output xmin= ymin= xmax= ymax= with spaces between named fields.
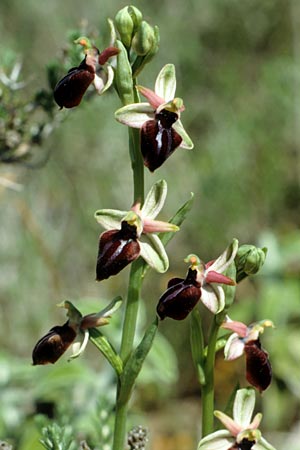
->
xmin=0 ymin=0 xmax=300 ymax=448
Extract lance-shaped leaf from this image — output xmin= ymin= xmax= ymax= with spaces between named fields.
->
xmin=118 ymin=318 xmax=158 ymax=405
xmin=89 ymin=327 xmax=123 ymax=377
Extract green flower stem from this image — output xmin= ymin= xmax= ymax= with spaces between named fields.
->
xmin=201 ymin=313 xmax=225 ymax=437
xmin=112 ymin=77 xmax=145 ymax=450
xmin=112 ymin=401 xmax=128 ymax=450
xmin=120 ymin=258 xmax=145 ymax=362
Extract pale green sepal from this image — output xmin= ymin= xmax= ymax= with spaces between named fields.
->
xmin=140 ymin=234 xmax=169 ymax=273
xmin=141 ymin=179 xmax=167 ymax=219
xmin=197 ymin=430 xmax=233 ymax=450
xmin=255 ymin=437 xmax=277 ymax=450
xmin=224 ymin=333 xmax=245 ymax=360
xmin=97 ymin=295 xmax=122 ymax=318
xmin=99 ymin=65 xmax=114 ymax=95
xmin=173 ymin=119 xmax=194 ymax=149
xmin=58 ymin=300 xmax=82 ymax=327
xmin=89 ymin=327 xmax=123 ymax=377
xmin=118 ymin=318 xmax=158 ymax=405
xmin=68 ymin=330 xmax=89 ymax=361
xmin=233 ymin=388 xmax=255 ymax=427
xmin=201 ymin=283 xmax=225 ymax=314
xmin=94 ymin=209 xmax=128 ymax=230
xmin=132 ymin=20 xmax=155 ymax=56
xmin=115 ymin=102 xmax=155 ymax=127
xmin=210 ymin=239 xmax=239 ymax=274
xmin=155 ymin=64 xmax=176 ymax=102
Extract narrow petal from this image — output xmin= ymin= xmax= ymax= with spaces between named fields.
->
xmin=155 ymin=64 xmax=176 ymax=102
xmin=94 ymin=209 xmax=128 ymax=230
xmin=198 ymin=430 xmax=234 ymax=450
xmin=222 ymin=319 xmax=248 ymax=338
xmin=201 ymin=284 xmax=225 ymax=314
xmin=215 ymin=411 xmax=241 ymax=436
xmin=250 ymin=413 xmax=263 ymax=430
xmin=173 ymin=119 xmax=194 ymax=149
xmin=224 ymin=334 xmax=245 ymax=360
xmin=143 ymin=218 xmax=179 ymax=233
xmin=233 ymin=388 xmax=256 ymax=428
xmin=205 ymin=270 xmax=236 ymax=286
xmin=140 ymin=234 xmax=169 ymax=273
xmin=137 ymin=85 xmax=165 ymax=109
xmin=208 ymin=239 xmax=239 ymax=274
xmin=141 ymin=179 xmax=167 ymax=219
xmin=115 ymin=103 xmax=155 ymax=128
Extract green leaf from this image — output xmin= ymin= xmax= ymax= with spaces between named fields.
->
xmin=190 ymin=309 xmax=206 ymax=385
xmin=118 ymin=318 xmax=158 ymax=405
xmin=89 ymin=328 xmax=123 ymax=377
xmin=159 ymin=192 xmax=194 ymax=246
xmin=141 ymin=179 xmax=167 ymax=219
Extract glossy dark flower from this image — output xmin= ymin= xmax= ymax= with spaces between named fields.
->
xmin=96 ymin=219 xmax=141 ymax=281
xmin=32 ymin=321 xmax=77 ymax=365
xmin=156 ymin=268 xmax=201 ymax=320
xmin=95 ymin=180 xmax=179 ymax=280
xmin=157 ymin=240 xmax=238 ymax=321
xmin=244 ymin=339 xmax=272 ymax=394
xmin=54 ymin=37 xmax=119 ymax=109
xmin=223 ymin=317 xmax=274 ymax=393
xmin=32 ymin=298 xmax=122 ymax=365
xmin=115 ymin=64 xmax=193 ymax=171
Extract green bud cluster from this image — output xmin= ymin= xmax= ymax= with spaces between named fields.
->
xmin=235 ymin=244 xmax=267 ymax=283
xmin=114 ymin=5 xmax=160 ymax=91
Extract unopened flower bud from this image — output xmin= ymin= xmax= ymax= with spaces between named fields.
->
xmin=32 ymin=321 xmax=77 ymax=365
xmin=132 ymin=21 xmax=155 ymax=56
xmin=96 ymin=220 xmax=140 ymax=281
xmin=115 ymin=6 xmax=143 ymax=48
xmin=235 ymin=244 xmax=267 ymax=283
xmin=244 ymin=338 xmax=272 ymax=393
xmin=156 ymin=268 xmax=201 ymax=320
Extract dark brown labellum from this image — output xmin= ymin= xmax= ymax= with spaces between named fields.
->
xmin=229 ymin=439 xmax=256 ymax=450
xmin=140 ymin=109 xmax=182 ymax=172
xmin=244 ymin=338 xmax=272 ymax=392
xmin=32 ymin=321 xmax=77 ymax=365
xmin=54 ymin=57 xmax=95 ymax=109
xmin=96 ymin=221 xmax=140 ymax=281
xmin=156 ymin=268 xmax=201 ymax=320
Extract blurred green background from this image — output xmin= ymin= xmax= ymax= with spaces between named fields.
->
xmin=1 ymin=0 xmax=300 ymax=449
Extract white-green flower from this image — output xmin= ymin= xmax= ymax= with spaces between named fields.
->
xmin=115 ymin=64 xmax=193 ymax=171
xmin=95 ymin=180 xmax=179 ymax=280
xmin=198 ymin=388 xmax=277 ymax=450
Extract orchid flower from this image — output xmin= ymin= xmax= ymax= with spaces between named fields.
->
xmin=156 ymin=239 xmax=238 ymax=320
xmin=222 ymin=317 xmax=274 ymax=392
xmin=54 ymin=37 xmax=119 ymax=109
xmin=115 ymin=64 xmax=193 ymax=171
xmin=94 ymin=179 xmax=178 ymax=280
xmin=198 ymin=388 xmax=276 ymax=450
xmin=32 ymin=297 xmax=122 ymax=365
